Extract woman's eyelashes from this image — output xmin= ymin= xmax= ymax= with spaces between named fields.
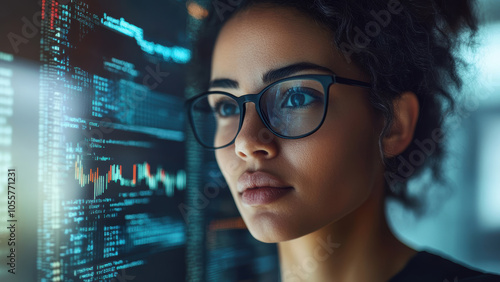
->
xmin=215 ymin=100 xmax=240 ymax=117
xmin=280 ymin=87 xmax=322 ymax=109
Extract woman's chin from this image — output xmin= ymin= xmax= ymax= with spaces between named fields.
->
xmin=242 ymin=211 xmax=311 ymax=243
xmin=247 ymin=227 xmax=293 ymax=243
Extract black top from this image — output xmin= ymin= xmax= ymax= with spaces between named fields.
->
xmin=388 ymin=251 xmax=500 ymax=282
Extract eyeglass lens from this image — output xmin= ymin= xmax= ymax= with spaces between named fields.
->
xmin=190 ymin=78 xmax=326 ymax=148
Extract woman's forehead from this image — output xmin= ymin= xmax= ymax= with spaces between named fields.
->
xmin=212 ymin=7 xmax=333 ymax=72
xmin=210 ymin=5 xmax=366 ymax=86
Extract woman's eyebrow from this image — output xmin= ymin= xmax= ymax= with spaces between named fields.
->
xmin=208 ymin=62 xmax=335 ymax=89
xmin=262 ymin=62 xmax=335 ymax=84
xmin=209 ymin=78 xmax=239 ymax=89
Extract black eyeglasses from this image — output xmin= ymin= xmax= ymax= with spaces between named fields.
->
xmin=185 ymin=74 xmax=371 ymax=149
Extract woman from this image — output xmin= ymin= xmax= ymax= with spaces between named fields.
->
xmin=186 ymin=0 xmax=500 ymax=281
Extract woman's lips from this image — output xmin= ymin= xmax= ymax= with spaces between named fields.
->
xmin=241 ymin=186 xmax=293 ymax=206
xmin=237 ymin=171 xmax=293 ymax=206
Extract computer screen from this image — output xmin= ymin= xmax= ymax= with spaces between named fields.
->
xmin=3 ymin=0 xmax=189 ymax=280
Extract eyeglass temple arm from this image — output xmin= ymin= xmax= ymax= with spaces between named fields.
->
xmin=334 ymin=76 xmax=372 ymax=89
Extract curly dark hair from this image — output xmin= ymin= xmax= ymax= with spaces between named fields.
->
xmin=188 ymin=0 xmax=478 ymax=213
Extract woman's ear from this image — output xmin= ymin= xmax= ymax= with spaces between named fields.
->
xmin=382 ymin=92 xmax=420 ymax=158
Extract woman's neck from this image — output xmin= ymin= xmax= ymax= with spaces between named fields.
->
xmin=277 ymin=184 xmax=417 ymax=282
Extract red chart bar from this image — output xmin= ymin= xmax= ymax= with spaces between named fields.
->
xmin=109 ymin=165 xmax=112 ymax=183
xmin=132 ymin=164 xmax=137 ymax=185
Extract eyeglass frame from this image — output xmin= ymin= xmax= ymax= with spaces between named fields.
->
xmin=185 ymin=74 xmax=372 ymax=150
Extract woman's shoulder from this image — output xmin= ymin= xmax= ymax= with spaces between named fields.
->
xmin=388 ymin=250 xmax=500 ymax=282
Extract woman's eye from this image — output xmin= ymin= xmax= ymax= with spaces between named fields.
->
xmin=215 ymin=101 xmax=240 ymax=117
xmin=281 ymin=88 xmax=320 ymax=108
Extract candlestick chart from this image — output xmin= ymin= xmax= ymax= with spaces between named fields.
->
xmin=74 ymin=157 xmax=186 ymax=199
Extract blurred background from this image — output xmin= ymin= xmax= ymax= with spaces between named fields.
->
xmin=0 ymin=0 xmax=498 ymax=281
xmin=389 ymin=0 xmax=500 ymax=275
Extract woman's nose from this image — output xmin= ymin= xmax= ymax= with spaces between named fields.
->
xmin=234 ymin=103 xmax=279 ymax=160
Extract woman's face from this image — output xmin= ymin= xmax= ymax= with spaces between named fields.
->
xmin=211 ymin=5 xmax=385 ymax=243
